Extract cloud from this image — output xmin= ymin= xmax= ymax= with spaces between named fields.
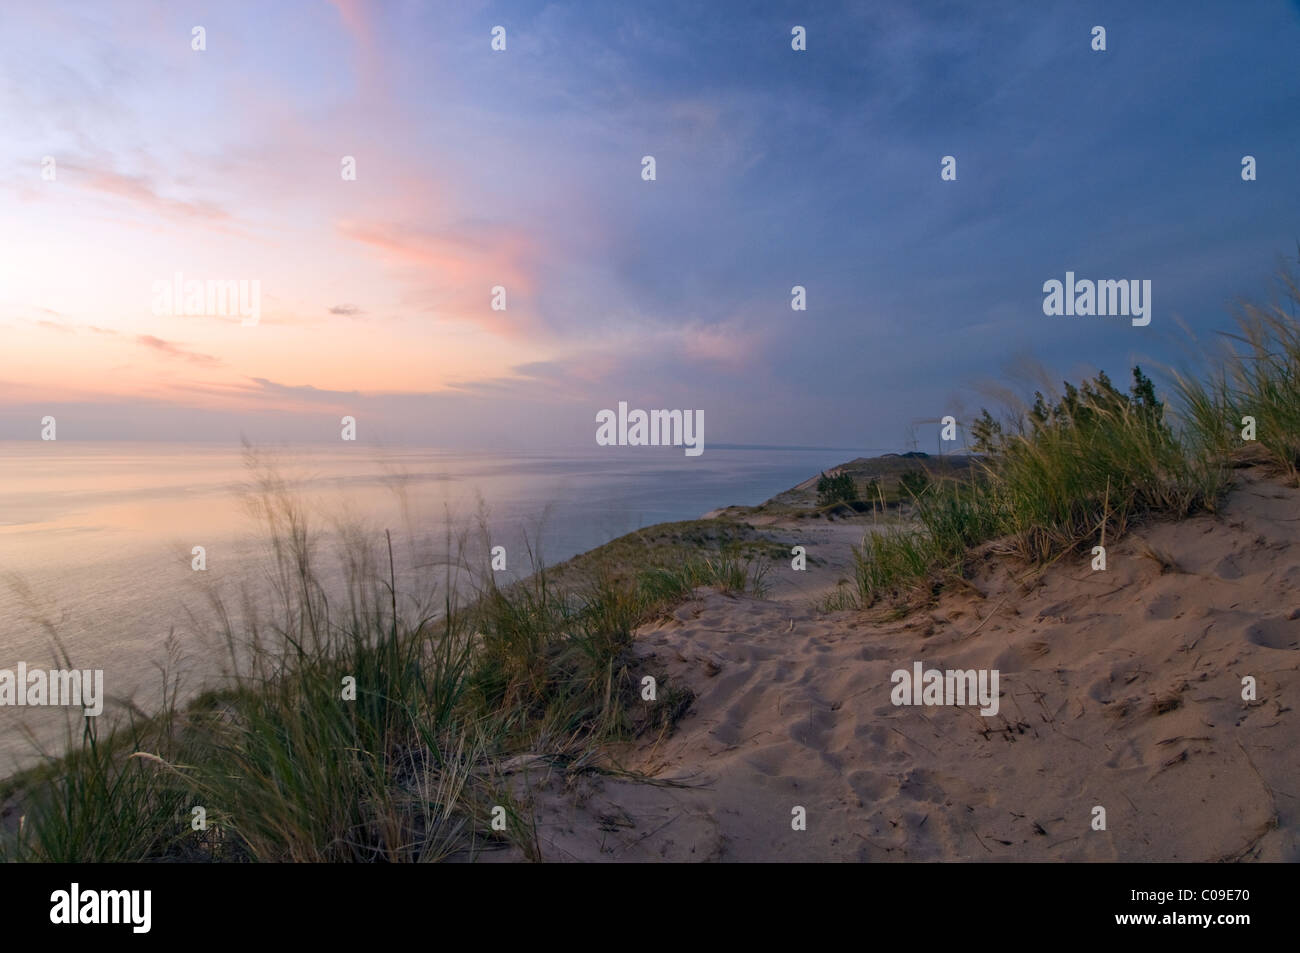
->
xmin=247 ymin=377 xmax=362 ymax=406
xmin=60 ymin=163 xmax=231 ymax=227
xmin=441 ymin=317 xmax=772 ymax=400
xmin=329 ymin=303 xmax=365 ymax=316
xmin=136 ymin=335 xmax=223 ymax=367
xmin=337 ymin=219 xmax=539 ymax=336
xmin=28 ymin=318 xmax=119 ymax=336
xmin=326 ymin=0 xmax=391 ymax=100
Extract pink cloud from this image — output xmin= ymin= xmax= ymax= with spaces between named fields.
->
xmin=136 ymin=334 xmax=223 ymax=367
xmin=337 ymin=219 xmax=540 ymax=337
xmin=326 ymin=0 xmax=388 ymax=100
xmin=60 ymin=164 xmax=231 ymax=226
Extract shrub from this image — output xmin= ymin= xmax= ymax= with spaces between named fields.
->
xmin=816 ymin=471 xmax=858 ymax=506
xmin=898 ymin=469 xmax=930 ymax=498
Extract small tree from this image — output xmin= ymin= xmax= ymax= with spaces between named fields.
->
xmin=976 ymin=365 xmax=1171 ymax=452
xmin=970 ymin=409 xmax=1003 ymax=453
xmin=816 ymin=471 xmax=858 ymax=506
xmin=1129 ymin=365 xmax=1165 ymax=429
xmin=898 ymin=469 xmax=929 ymax=498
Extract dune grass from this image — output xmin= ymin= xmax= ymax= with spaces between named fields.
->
xmin=1174 ymin=268 xmax=1300 ymax=484
xmin=850 ymin=265 xmax=1300 ymax=607
xmin=1 ymin=462 xmax=770 ymax=863
xmin=852 ymin=369 xmax=1228 ymax=607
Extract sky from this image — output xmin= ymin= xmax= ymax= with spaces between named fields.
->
xmin=1 ymin=0 xmax=1298 ymax=449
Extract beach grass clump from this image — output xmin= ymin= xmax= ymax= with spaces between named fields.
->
xmin=468 ymin=565 xmax=639 ymax=744
xmin=3 ymin=550 xmax=496 ymax=863
xmin=467 ymin=546 xmax=767 ymax=746
xmin=852 ymin=472 xmax=1003 ymax=604
xmin=5 ymin=714 xmax=194 ymax=862
xmin=975 ymin=366 xmax=1221 ymax=563
xmin=187 ymin=604 xmax=484 ymax=863
xmin=1 ymin=634 xmax=205 ymax=862
xmin=1175 ymin=268 xmax=1300 ymax=484
xmin=853 ymin=365 xmax=1228 ymax=605
xmin=638 ymin=552 xmax=771 ymax=603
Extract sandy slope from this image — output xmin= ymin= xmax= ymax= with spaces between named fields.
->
xmin=508 ymin=469 xmax=1299 ymax=862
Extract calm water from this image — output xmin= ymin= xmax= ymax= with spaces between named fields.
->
xmin=0 ymin=441 xmax=856 ymax=772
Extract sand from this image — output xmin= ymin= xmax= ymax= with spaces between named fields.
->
xmin=502 ymin=468 xmax=1299 ymax=861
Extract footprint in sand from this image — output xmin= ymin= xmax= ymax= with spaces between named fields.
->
xmin=994 ymin=644 xmax=1037 ymax=673
xmin=897 ymin=768 xmax=945 ymax=803
xmin=855 ymin=645 xmax=891 ymax=661
xmin=847 ymin=768 xmax=899 ymax=802
xmin=1244 ymin=617 xmax=1299 ymax=650
xmin=853 ymin=722 xmax=891 ymax=747
xmin=743 ymin=743 xmax=793 ymax=777
xmin=1145 ymin=593 xmax=1181 ymax=620
xmin=1214 ymin=554 xmax=1244 ymax=580
xmin=1087 ymin=677 xmax=1114 ymax=704
xmin=711 ymin=720 xmax=744 ymax=746
xmin=1036 ymin=601 xmax=1074 ymax=623
xmin=789 ymin=706 xmax=836 ymax=750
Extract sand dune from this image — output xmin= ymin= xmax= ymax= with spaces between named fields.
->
xmin=508 ymin=469 xmax=1298 ymax=861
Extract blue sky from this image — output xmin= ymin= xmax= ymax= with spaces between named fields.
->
xmin=1 ymin=0 xmax=1298 ymax=448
